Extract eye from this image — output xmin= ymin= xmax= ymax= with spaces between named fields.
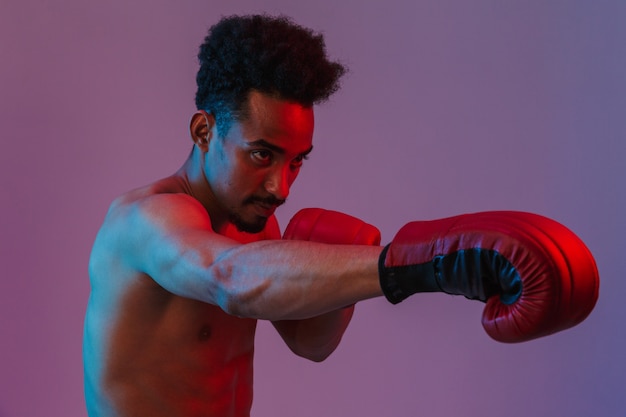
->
xmin=291 ymin=153 xmax=309 ymax=169
xmin=251 ymin=150 xmax=272 ymax=165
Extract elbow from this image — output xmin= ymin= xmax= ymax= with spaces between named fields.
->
xmin=204 ymin=246 xmax=280 ymax=319
xmin=289 ymin=338 xmax=342 ymax=363
xmin=301 ymin=349 xmax=334 ymax=363
xmin=216 ymin=287 xmax=268 ymax=319
xmin=208 ymin=263 xmax=272 ymax=319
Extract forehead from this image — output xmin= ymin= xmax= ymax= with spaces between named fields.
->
xmin=239 ymin=91 xmax=315 ymax=148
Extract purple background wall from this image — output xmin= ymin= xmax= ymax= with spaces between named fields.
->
xmin=1 ymin=1 xmax=624 ymax=416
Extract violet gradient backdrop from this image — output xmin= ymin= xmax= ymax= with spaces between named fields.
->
xmin=1 ymin=0 xmax=624 ymax=416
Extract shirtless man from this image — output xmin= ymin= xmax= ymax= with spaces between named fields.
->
xmin=84 ymin=15 xmax=383 ymax=417
xmin=83 ymin=13 xmax=598 ymax=417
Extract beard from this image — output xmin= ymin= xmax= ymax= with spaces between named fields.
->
xmin=229 ymin=212 xmax=268 ymax=234
xmin=229 ymin=195 xmax=286 ymax=234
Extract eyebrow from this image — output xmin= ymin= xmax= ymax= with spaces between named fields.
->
xmin=248 ymin=139 xmax=314 ymax=158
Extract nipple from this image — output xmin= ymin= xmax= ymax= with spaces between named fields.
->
xmin=198 ymin=324 xmax=212 ymax=341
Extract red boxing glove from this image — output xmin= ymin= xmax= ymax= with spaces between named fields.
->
xmin=378 ymin=211 xmax=599 ymax=343
xmin=284 ymin=208 xmax=381 ymax=246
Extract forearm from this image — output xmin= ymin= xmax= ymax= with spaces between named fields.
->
xmin=206 ymin=239 xmax=383 ymax=321
xmin=273 ymin=305 xmax=354 ymax=362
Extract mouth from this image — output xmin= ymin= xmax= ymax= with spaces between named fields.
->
xmin=245 ymin=196 xmax=285 ymax=218
xmin=252 ymin=201 xmax=277 ymax=217
xmin=250 ymin=200 xmax=278 ymax=218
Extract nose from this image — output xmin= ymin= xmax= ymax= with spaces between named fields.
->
xmin=264 ymin=165 xmax=293 ymax=201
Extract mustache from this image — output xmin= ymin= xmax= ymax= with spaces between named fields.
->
xmin=243 ymin=195 xmax=286 ymax=207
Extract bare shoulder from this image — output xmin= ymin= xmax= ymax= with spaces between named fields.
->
xmin=105 ymin=177 xmax=211 ymax=232
xmin=90 ymin=177 xmax=215 ymax=276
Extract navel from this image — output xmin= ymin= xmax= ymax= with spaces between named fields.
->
xmin=198 ymin=324 xmax=212 ymax=341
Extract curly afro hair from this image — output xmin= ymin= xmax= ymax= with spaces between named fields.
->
xmin=195 ymin=14 xmax=346 ymax=136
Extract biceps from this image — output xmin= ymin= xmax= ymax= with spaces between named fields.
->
xmin=138 ymin=228 xmax=234 ymax=304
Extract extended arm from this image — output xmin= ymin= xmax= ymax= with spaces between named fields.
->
xmin=103 ymin=192 xmax=598 ymax=344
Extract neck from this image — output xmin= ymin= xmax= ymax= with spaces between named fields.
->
xmin=176 ymin=146 xmax=229 ymax=232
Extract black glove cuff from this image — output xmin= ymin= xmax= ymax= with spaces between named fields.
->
xmin=378 ymin=244 xmax=406 ymax=304
xmin=378 ymin=244 xmax=441 ymax=304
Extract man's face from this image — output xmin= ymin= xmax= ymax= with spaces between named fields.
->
xmin=204 ymin=91 xmax=314 ymax=233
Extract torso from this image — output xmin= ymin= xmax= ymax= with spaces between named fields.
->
xmin=84 ymin=175 xmax=278 ymax=417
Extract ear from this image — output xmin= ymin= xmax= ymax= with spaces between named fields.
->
xmin=189 ymin=110 xmax=216 ymax=152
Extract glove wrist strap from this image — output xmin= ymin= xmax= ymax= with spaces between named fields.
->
xmin=378 ymin=244 xmax=441 ymax=304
